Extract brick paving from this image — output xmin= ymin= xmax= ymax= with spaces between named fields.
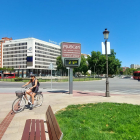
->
xmin=0 ymin=110 xmax=15 ymax=140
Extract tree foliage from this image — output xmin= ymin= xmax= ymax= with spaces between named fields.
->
xmin=0 ymin=67 xmax=14 ymax=72
xmin=56 ymin=49 xmax=122 ymax=76
xmin=123 ymin=68 xmax=137 ymax=75
xmin=74 ymin=55 xmax=88 ymax=75
xmin=87 ymin=50 xmax=122 ymax=75
xmin=56 ymin=55 xmax=88 ymax=75
xmin=56 ymin=56 xmax=67 ymax=75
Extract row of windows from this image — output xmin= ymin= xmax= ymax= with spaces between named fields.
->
xmin=35 ymin=49 xmax=60 ymax=55
xmin=3 ymin=54 xmax=27 ymax=58
xmin=3 ymin=50 xmax=27 ymax=54
xmin=3 ymin=46 xmax=27 ymax=51
xmin=6 ymin=66 xmax=27 ymax=68
xmin=35 ymin=52 xmax=59 ymax=57
xmin=3 ymin=42 xmax=27 ymax=47
xmin=35 ymin=54 xmax=56 ymax=59
xmin=35 ymin=61 xmax=55 ymax=65
xmin=3 ymin=59 xmax=26 ymax=62
xmin=35 ymin=58 xmax=56 ymax=62
xmin=35 ymin=43 xmax=61 ymax=51
xmin=3 ymin=62 xmax=26 ymax=65
xmin=35 ymin=65 xmax=56 ymax=69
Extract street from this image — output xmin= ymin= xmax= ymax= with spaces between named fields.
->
xmin=0 ymin=77 xmax=140 ymax=95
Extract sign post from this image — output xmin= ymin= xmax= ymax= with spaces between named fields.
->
xmin=69 ymin=67 xmax=73 ymax=94
xmin=61 ymin=42 xmax=81 ymax=94
xmin=49 ymin=63 xmax=54 ymax=90
xmin=66 ymin=67 xmax=70 ymax=93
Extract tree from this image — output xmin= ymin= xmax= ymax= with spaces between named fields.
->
xmin=123 ymin=68 xmax=137 ymax=75
xmin=74 ymin=55 xmax=88 ymax=76
xmin=87 ymin=50 xmax=122 ymax=75
xmin=119 ymin=67 xmax=123 ymax=75
xmin=56 ymin=56 xmax=67 ymax=76
xmin=107 ymin=49 xmax=122 ymax=75
xmin=87 ymin=51 xmax=102 ymax=75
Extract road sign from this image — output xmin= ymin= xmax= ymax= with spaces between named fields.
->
xmin=61 ymin=42 xmax=81 ymax=67
xmin=48 ymin=63 xmax=54 ymax=90
xmin=61 ymin=42 xmax=81 ymax=94
xmin=48 ymin=63 xmax=54 ymax=69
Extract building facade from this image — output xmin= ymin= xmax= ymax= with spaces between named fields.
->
xmin=0 ymin=37 xmax=12 ymax=68
xmin=122 ymin=67 xmax=129 ymax=72
xmin=2 ymin=38 xmax=61 ymax=77
xmin=130 ymin=64 xmax=140 ymax=69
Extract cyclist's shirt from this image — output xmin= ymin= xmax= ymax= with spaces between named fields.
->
xmin=30 ymin=78 xmax=39 ymax=93
xmin=30 ymin=78 xmax=39 ymax=87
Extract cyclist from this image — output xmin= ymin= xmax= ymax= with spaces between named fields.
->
xmin=22 ymin=74 xmax=39 ymax=109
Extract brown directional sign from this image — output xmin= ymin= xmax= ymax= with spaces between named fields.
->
xmin=61 ymin=42 xmax=81 ymax=58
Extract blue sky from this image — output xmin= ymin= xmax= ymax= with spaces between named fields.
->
xmin=0 ymin=0 xmax=140 ymax=67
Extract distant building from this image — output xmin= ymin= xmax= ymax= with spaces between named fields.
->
xmin=122 ymin=67 xmax=129 ymax=72
xmin=0 ymin=37 xmax=12 ymax=68
xmin=2 ymin=37 xmax=61 ymax=77
xmin=130 ymin=64 xmax=140 ymax=69
xmin=81 ymin=53 xmax=90 ymax=59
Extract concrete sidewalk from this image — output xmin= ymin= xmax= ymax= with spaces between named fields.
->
xmin=0 ymin=90 xmax=140 ymax=140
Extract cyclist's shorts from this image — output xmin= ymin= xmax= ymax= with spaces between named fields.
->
xmin=32 ymin=86 xmax=39 ymax=93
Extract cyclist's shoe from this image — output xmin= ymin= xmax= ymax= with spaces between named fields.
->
xmin=30 ymin=104 xmax=34 ymax=110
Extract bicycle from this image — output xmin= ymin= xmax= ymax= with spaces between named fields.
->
xmin=12 ymin=87 xmax=43 ymax=113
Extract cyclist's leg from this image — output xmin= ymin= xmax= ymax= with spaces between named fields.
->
xmin=31 ymin=92 xmax=36 ymax=105
xmin=31 ymin=87 xmax=38 ymax=105
xmin=26 ymin=89 xmax=32 ymax=97
xmin=25 ymin=89 xmax=32 ymax=103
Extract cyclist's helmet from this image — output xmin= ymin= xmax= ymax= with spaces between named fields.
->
xmin=30 ymin=74 xmax=35 ymax=77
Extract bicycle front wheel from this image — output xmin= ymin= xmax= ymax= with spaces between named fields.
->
xmin=12 ymin=97 xmax=26 ymax=113
xmin=35 ymin=94 xmax=43 ymax=107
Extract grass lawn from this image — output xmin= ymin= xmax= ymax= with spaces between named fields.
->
xmin=55 ymin=103 xmax=140 ymax=140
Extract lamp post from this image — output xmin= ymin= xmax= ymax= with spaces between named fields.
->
xmin=103 ymin=28 xmax=110 ymax=97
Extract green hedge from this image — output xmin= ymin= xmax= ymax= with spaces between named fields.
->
xmin=14 ymin=78 xmax=23 ymax=81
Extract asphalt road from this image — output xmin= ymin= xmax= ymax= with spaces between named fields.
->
xmin=0 ymin=77 xmax=140 ymax=94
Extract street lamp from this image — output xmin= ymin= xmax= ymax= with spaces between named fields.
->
xmin=103 ymin=28 xmax=110 ymax=97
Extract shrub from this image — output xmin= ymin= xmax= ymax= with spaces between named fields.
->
xmin=14 ymin=78 xmax=23 ymax=81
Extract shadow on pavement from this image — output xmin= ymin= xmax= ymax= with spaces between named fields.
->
xmin=47 ymin=90 xmax=69 ymax=94
xmin=77 ymin=92 xmax=89 ymax=94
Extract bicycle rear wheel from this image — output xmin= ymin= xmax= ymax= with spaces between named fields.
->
xmin=34 ymin=94 xmax=43 ymax=107
xmin=12 ymin=97 xmax=26 ymax=113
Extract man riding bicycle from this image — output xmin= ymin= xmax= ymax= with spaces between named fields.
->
xmin=22 ymin=74 xmax=40 ymax=109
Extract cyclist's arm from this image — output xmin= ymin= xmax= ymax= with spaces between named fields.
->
xmin=23 ymin=80 xmax=31 ymax=87
xmin=32 ymin=79 xmax=37 ymax=88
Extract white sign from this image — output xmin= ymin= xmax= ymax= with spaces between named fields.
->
xmin=48 ymin=63 xmax=54 ymax=69
xmin=27 ymin=39 xmax=34 ymax=56
xmin=101 ymin=42 xmax=111 ymax=55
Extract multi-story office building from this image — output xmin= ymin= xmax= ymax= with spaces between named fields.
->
xmin=2 ymin=38 xmax=61 ymax=77
xmin=0 ymin=37 xmax=12 ymax=68
xmin=130 ymin=64 xmax=140 ymax=69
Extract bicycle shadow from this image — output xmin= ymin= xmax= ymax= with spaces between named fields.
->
xmin=47 ymin=90 xmax=69 ymax=94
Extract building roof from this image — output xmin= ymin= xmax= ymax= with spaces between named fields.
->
xmin=4 ymin=37 xmax=60 ymax=48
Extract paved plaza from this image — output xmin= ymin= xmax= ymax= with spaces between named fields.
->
xmin=0 ymin=87 xmax=140 ymax=140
